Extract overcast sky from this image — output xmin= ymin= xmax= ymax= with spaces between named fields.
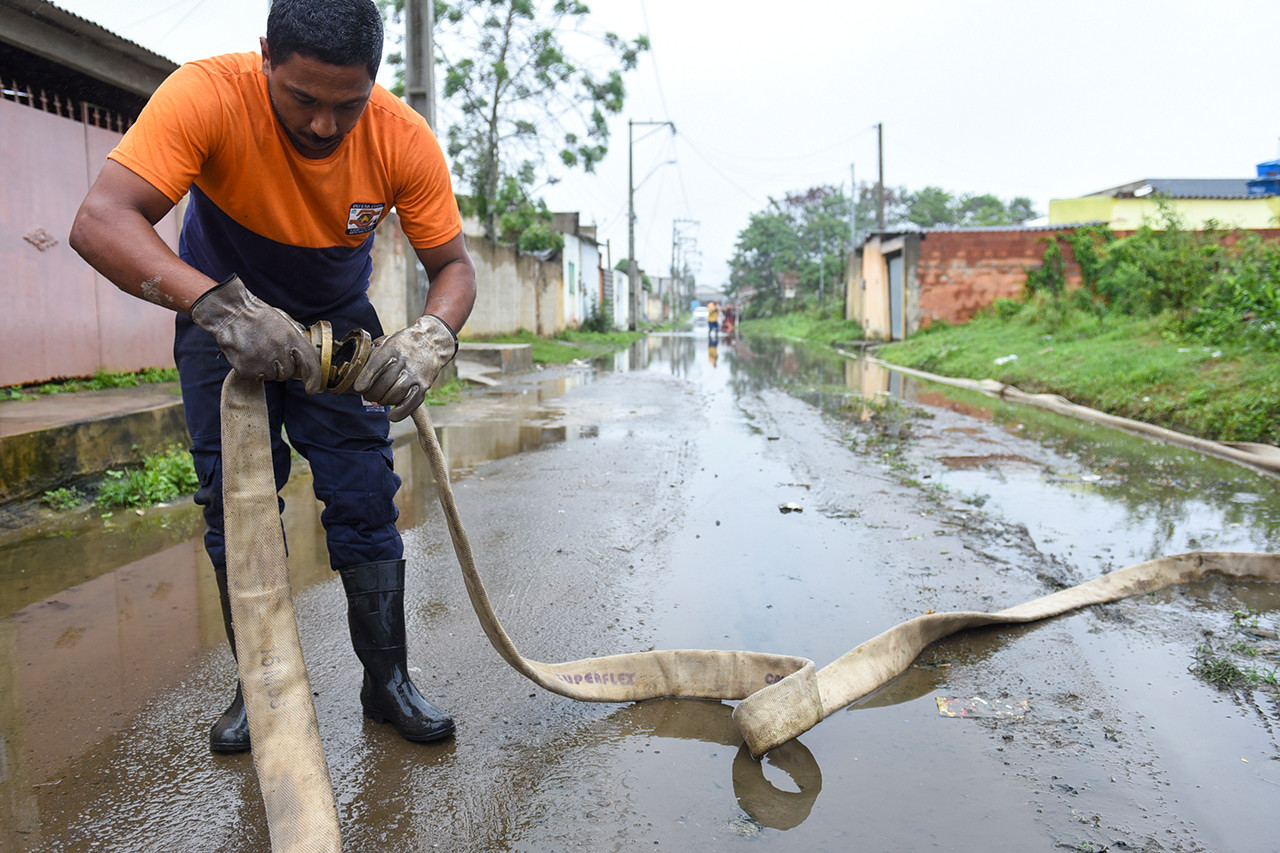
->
xmin=55 ymin=0 xmax=1280 ymax=289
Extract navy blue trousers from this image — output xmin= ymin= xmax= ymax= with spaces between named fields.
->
xmin=174 ymin=297 xmax=402 ymax=574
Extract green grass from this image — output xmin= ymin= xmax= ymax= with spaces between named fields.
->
xmin=873 ymin=302 xmax=1280 ymax=445
xmin=4 ymin=367 xmax=180 ymax=401
xmin=424 ymin=375 xmax=465 ymax=405
xmin=476 ymin=327 xmax=648 ymax=364
xmin=738 ymin=309 xmax=864 ymax=345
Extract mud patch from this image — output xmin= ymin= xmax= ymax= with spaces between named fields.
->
xmin=938 ymin=453 xmax=1040 ymax=470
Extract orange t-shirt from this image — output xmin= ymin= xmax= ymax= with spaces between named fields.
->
xmin=109 ymin=52 xmax=461 ymax=318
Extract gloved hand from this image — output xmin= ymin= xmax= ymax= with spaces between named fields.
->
xmin=189 ymin=274 xmax=323 ymax=393
xmin=353 ymin=313 xmax=458 ymax=422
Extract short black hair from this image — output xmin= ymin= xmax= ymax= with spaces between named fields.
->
xmin=266 ymin=0 xmax=383 ymax=80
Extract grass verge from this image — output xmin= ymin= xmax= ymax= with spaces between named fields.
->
xmin=876 ymin=306 xmax=1280 ymax=444
xmin=475 ymin=327 xmax=649 ymax=364
xmin=3 ymin=367 xmax=179 ymax=401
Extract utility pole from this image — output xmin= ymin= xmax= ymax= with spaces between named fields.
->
xmin=671 ymin=218 xmax=698 ymax=319
xmin=876 ymin=123 xmax=885 ymax=230
xmin=403 ymin=0 xmax=436 ymax=326
xmin=627 ymin=119 xmax=676 ymax=331
xmin=849 ymin=163 xmax=857 ymax=247
xmin=404 ymin=0 xmax=436 ymax=128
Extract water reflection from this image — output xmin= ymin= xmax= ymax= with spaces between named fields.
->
xmin=717 ymin=334 xmax=1280 ymax=557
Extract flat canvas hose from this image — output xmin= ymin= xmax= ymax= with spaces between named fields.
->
xmin=220 ymin=364 xmax=1280 ymax=851
xmin=222 ymin=374 xmax=343 ymax=852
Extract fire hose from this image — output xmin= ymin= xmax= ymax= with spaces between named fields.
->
xmin=220 ymin=325 xmax=1280 ymax=851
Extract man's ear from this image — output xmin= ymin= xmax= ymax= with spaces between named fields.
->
xmin=260 ymin=36 xmax=271 ymax=73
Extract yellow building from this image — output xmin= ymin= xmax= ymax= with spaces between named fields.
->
xmin=1048 ymin=178 xmax=1280 ymax=230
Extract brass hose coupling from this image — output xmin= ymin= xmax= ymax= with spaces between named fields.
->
xmin=307 ymin=321 xmax=373 ymax=395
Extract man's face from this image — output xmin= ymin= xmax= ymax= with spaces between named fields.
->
xmin=261 ymin=37 xmax=373 ymax=159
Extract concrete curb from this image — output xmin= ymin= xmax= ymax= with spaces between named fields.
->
xmin=0 ymin=386 xmax=188 ymax=504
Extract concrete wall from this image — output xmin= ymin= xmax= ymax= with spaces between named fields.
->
xmin=853 ymin=237 xmax=889 ymax=340
xmin=562 ymin=232 xmax=583 ymax=328
xmin=853 ymin=233 xmax=919 ymax=341
xmin=1 ymin=97 xmax=179 ymax=387
xmin=445 ymin=226 xmax=564 ymax=338
xmin=1049 ymin=195 xmax=1280 ymax=229
xmin=610 ymin=269 xmax=631 ymax=330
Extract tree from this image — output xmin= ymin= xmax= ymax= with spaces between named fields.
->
xmin=851 ymin=182 xmax=1039 ymax=230
xmin=383 ymin=1 xmax=649 ymax=243
xmin=728 ymin=185 xmax=851 ymax=316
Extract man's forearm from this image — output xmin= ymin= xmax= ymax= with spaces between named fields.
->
xmin=70 ymin=204 xmax=215 ymax=314
xmin=420 ymin=257 xmax=477 ymax=334
xmin=70 ymin=160 xmax=217 ymax=314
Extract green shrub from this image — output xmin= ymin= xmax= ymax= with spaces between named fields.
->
xmin=42 ymin=486 xmax=84 ymax=511
xmin=97 ymin=446 xmax=198 ymax=509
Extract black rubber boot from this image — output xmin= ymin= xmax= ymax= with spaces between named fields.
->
xmin=339 ymin=560 xmax=455 ymax=742
xmin=209 ymin=570 xmax=251 ymax=753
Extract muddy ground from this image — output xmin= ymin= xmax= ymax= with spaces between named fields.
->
xmin=3 ymin=330 xmax=1278 ymax=852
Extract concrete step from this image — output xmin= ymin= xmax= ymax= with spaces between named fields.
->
xmin=457 ymin=343 xmax=533 ymax=375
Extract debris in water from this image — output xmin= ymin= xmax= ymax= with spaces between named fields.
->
xmin=778 ymin=502 xmax=803 ymax=514
xmin=937 ymin=696 xmax=1030 ymax=718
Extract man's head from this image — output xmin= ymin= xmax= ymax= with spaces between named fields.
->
xmin=261 ymin=0 xmax=383 ymax=159
xmin=266 ymin=0 xmax=383 ymax=80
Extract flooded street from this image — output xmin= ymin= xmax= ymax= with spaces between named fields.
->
xmin=3 ymin=328 xmax=1279 ymax=852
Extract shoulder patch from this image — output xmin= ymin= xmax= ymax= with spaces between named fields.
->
xmin=347 ymin=202 xmax=385 ymax=235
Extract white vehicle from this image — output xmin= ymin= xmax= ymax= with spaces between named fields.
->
xmin=691 ymin=306 xmax=708 ymax=325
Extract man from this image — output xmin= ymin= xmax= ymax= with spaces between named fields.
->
xmin=70 ymin=0 xmax=475 ymax=753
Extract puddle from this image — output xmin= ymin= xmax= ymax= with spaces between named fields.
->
xmin=0 ymin=366 xmax=602 ymax=786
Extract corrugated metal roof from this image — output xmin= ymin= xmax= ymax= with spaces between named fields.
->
xmin=1086 ymin=178 xmax=1267 ymax=200
xmin=863 ymin=222 xmax=1106 ymax=240
xmin=1 ymin=0 xmax=178 ymax=97
xmin=922 ymin=221 xmax=1108 ymax=234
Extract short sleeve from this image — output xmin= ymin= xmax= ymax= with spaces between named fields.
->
xmin=108 ymin=63 xmax=224 ymax=203
xmin=389 ymin=111 xmax=463 ymax=249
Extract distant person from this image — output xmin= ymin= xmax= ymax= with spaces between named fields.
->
xmin=721 ymin=305 xmax=735 ymax=337
xmin=707 ymin=301 xmax=720 ymax=337
xmin=70 ymin=0 xmax=474 ymax=753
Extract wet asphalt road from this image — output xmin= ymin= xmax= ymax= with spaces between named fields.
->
xmin=4 ymin=328 xmax=1280 ymax=852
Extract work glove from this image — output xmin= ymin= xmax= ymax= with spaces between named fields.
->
xmin=189 ymin=274 xmax=323 ymax=394
xmin=353 ymin=313 xmax=458 ymax=422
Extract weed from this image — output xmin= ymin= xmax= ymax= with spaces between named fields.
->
xmin=1190 ymin=642 xmax=1280 ymax=694
xmin=424 ymin=375 xmax=465 ymax=405
xmin=3 ymin=368 xmax=179 ymax=400
xmin=42 ymin=486 xmax=84 ymax=511
xmin=1231 ymin=608 xmax=1262 ymax=630
xmin=96 ymin=446 xmax=198 ymax=509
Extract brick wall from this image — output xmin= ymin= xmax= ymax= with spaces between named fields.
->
xmin=915 ymin=227 xmax=1280 ymax=329
xmin=916 ymin=230 xmax=1083 ymax=327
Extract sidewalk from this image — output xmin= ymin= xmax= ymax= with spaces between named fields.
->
xmin=0 ymin=344 xmax=535 ymax=508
